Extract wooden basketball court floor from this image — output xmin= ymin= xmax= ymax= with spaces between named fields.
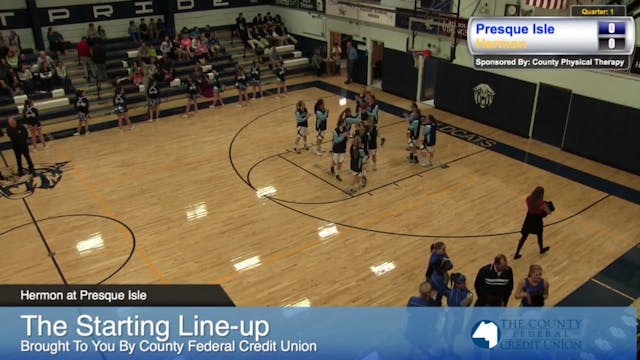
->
xmin=0 ymin=75 xmax=638 ymax=308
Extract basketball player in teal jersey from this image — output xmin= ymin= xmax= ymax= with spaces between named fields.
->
xmin=293 ymin=100 xmax=309 ymax=153
xmin=330 ymin=117 xmax=349 ymax=182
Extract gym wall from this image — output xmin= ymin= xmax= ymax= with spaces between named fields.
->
xmin=0 ymin=0 xmax=35 ymax=50
xmin=563 ymin=95 xmax=640 ymax=175
xmin=434 ymin=62 xmax=536 ymax=138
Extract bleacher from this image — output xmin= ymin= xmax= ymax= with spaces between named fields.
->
xmin=0 ymin=27 xmax=311 ymax=144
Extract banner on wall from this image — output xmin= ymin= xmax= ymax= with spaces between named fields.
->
xmin=0 ymin=9 xmax=30 ymax=30
xmin=326 ymin=0 xmax=396 ymax=27
xmin=274 ymin=0 xmax=326 ymax=13
xmin=395 ymin=8 xmax=468 ymax=40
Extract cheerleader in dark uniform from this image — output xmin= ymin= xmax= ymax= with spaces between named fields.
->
xmin=293 ymin=100 xmax=309 ymax=153
xmin=347 ymin=135 xmax=366 ymax=194
xmin=183 ymin=75 xmax=200 ymax=117
xmin=235 ymin=65 xmax=249 ymax=107
xmin=514 ymin=186 xmax=553 ymax=259
xmin=113 ymin=86 xmax=133 ymax=131
xmin=330 ymin=117 xmax=349 ymax=182
xmin=147 ymin=79 xmax=161 ymax=122
xmin=22 ymin=99 xmax=47 ymax=150
xmin=314 ymin=98 xmax=328 ymax=156
xmin=249 ymin=60 xmax=263 ymax=100
xmin=73 ymin=89 xmax=90 ymax=136
xmin=274 ymin=59 xmax=287 ymax=97
xmin=211 ymin=69 xmax=225 ymax=108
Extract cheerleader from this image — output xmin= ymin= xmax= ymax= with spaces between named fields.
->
xmin=22 ymin=99 xmax=47 ymax=150
xmin=235 ymin=65 xmax=249 ymax=107
xmin=347 ymin=135 xmax=366 ymax=194
xmin=249 ymin=60 xmax=263 ymax=100
xmin=113 ymin=86 xmax=133 ymax=131
xmin=183 ymin=75 xmax=199 ymax=117
xmin=314 ymin=98 xmax=328 ymax=156
xmin=274 ymin=59 xmax=287 ymax=97
xmin=147 ymin=79 xmax=161 ymax=122
xmin=73 ymin=89 xmax=90 ymax=136
xmin=293 ymin=100 xmax=309 ymax=153
xmin=330 ymin=117 xmax=349 ymax=182
xmin=420 ymin=114 xmax=437 ymax=167
xmin=211 ymin=69 xmax=225 ymax=108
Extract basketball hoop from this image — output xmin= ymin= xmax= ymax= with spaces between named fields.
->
xmin=411 ymin=50 xmax=432 ymax=69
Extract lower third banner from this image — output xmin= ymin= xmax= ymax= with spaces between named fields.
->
xmin=1 ymin=307 xmax=636 ymax=359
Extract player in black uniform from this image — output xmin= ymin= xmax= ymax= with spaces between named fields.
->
xmin=73 ymin=89 xmax=90 ymax=136
xmin=211 ymin=69 xmax=225 ymax=108
xmin=235 ymin=65 xmax=249 ymax=107
xmin=365 ymin=94 xmax=384 ymax=146
xmin=330 ymin=117 xmax=349 ymax=182
xmin=293 ymin=100 xmax=309 ymax=153
xmin=405 ymin=103 xmax=421 ymax=164
xmin=184 ymin=75 xmax=200 ymax=117
xmin=347 ymin=135 xmax=366 ymax=194
xmin=314 ymin=98 xmax=328 ymax=156
xmin=113 ymin=86 xmax=134 ymax=131
xmin=421 ymin=114 xmax=437 ymax=167
xmin=249 ymin=60 xmax=263 ymax=100
xmin=366 ymin=119 xmax=379 ymax=171
xmin=22 ymin=99 xmax=47 ymax=150
xmin=147 ymin=78 xmax=161 ymax=122
xmin=274 ymin=59 xmax=287 ymax=97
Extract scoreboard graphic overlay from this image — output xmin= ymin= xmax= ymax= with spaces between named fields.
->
xmin=468 ymin=6 xmax=636 ymax=70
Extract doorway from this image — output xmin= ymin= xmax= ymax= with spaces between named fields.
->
xmin=370 ymin=41 xmax=384 ymax=88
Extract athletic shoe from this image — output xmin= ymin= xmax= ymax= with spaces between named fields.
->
xmin=294 ymin=147 xmax=301 ymax=154
xmin=380 ymin=137 xmax=386 ymax=146
xmin=182 ymin=114 xmax=189 ymax=118
xmin=335 ymin=174 xmax=342 ymax=182
xmin=209 ymin=105 xmax=215 ymax=108
xmin=315 ymin=150 xmax=323 ymax=156
xmin=250 ymin=97 xmax=256 ymax=101
xmin=73 ymin=132 xmax=80 ymax=136
xmin=347 ymin=188 xmax=357 ymax=194
xmin=304 ymin=144 xmax=310 ymax=150
xmin=330 ymin=166 xmax=335 ymax=175
xmin=540 ymin=246 xmax=550 ymax=254
xmin=514 ymin=254 xmax=522 ymax=260
xmin=147 ymin=119 xmax=154 ymax=122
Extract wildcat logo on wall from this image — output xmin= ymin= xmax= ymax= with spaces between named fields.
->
xmin=473 ymin=83 xmax=495 ymax=109
xmin=0 ymin=162 xmax=69 ymax=200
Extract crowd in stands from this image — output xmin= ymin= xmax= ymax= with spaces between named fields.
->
xmin=408 ymin=242 xmax=549 ymax=307
xmin=235 ymin=11 xmax=297 ymax=55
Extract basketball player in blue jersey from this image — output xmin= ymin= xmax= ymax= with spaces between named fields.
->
xmin=113 ymin=86 xmax=134 ymax=132
xmin=406 ymin=106 xmax=421 ymax=164
xmin=184 ymin=75 xmax=200 ymax=117
xmin=211 ymin=69 xmax=225 ymax=108
xmin=73 ymin=89 xmax=90 ymax=136
xmin=235 ymin=65 xmax=249 ymax=107
xmin=147 ymin=79 xmax=161 ymax=122
xmin=249 ymin=60 xmax=263 ymax=100
xmin=274 ymin=59 xmax=287 ymax=97
xmin=340 ymin=107 xmax=361 ymax=136
xmin=357 ymin=123 xmax=371 ymax=187
xmin=314 ymin=98 xmax=328 ymax=156
xmin=420 ymin=114 xmax=437 ymax=167
xmin=22 ymin=99 xmax=47 ymax=150
xmin=347 ymin=135 xmax=366 ymax=194
xmin=330 ymin=117 xmax=349 ymax=182
xmin=293 ymin=100 xmax=309 ymax=153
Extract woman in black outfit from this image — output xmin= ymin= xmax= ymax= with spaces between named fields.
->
xmin=514 ymin=186 xmax=554 ymax=259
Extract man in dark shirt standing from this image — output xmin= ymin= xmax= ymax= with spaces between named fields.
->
xmin=6 ymin=117 xmax=34 ymax=176
xmin=474 ymin=254 xmax=514 ymax=306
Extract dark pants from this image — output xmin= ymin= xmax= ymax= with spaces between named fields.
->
xmin=13 ymin=143 xmax=34 ymax=173
xmin=347 ymin=59 xmax=356 ymax=82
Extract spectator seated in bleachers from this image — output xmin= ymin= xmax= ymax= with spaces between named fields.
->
xmin=178 ymin=34 xmax=192 ymax=60
xmin=157 ymin=18 xmax=165 ymax=39
xmin=16 ymin=65 xmax=33 ymax=94
xmin=39 ymin=62 xmax=54 ymax=92
xmin=47 ymin=27 xmax=66 ymax=58
xmin=252 ymin=13 xmax=264 ymax=26
xmin=149 ymin=18 xmax=159 ymax=42
xmin=129 ymin=61 xmax=144 ymax=85
xmin=138 ymin=42 xmax=151 ymax=64
xmin=54 ymin=60 xmax=74 ymax=93
xmin=160 ymin=36 xmax=173 ymax=58
xmin=245 ymin=26 xmax=265 ymax=51
xmin=128 ymin=21 xmax=141 ymax=43
xmin=87 ymin=23 xmax=97 ymax=46
xmin=156 ymin=56 xmax=175 ymax=82
xmin=193 ymin=36 xmax=211 ymax=63
xmin=0 ymin=59 xmax=16 ymax=96
xmin=139 ymin=18 xmax=149 ymax=41
xmin=36 ymin=51 xmax=55 ymax=72
xmin=8 ymin=31 xmax=21 ymax=55
xmin=5 ymin=49 xmax=21 ymax=71
xmin=97 ymin=26 xmax=107 ymax=41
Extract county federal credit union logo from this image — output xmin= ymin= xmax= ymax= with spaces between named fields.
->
xmin=471 ymin=320 xmax=501 ymax=349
